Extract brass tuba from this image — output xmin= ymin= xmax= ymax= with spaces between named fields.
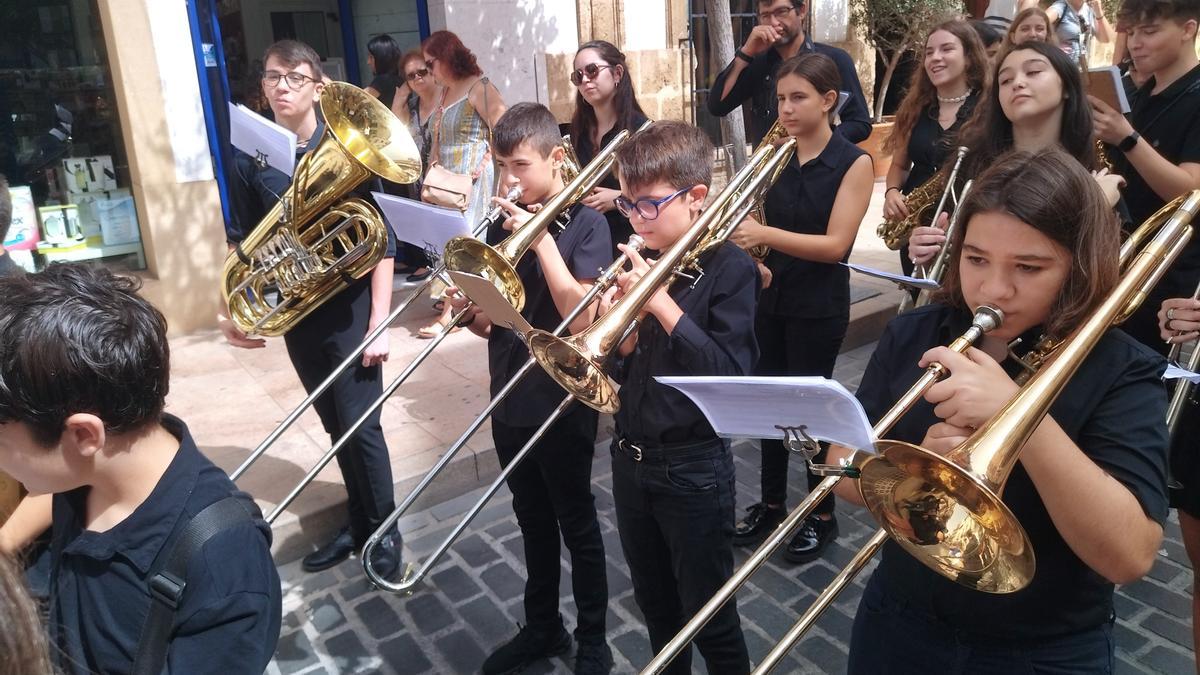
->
xmin=222 ymin=82 xmax=421 ymax=336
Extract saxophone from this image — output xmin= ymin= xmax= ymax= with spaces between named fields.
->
xmin=877 ymin=146 xmax=969 ymax=251
xmin=742 ymin=120 xmax=792 ymax=259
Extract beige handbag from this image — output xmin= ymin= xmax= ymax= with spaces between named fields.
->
xmin=420 ymin=78 xmax=492 ymax=211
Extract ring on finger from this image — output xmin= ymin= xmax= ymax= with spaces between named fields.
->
xmin=1168 ymin=308 xmax=1177 ymax=321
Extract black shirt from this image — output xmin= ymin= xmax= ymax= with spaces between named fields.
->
xmin=369 ymin=72 xmax=401 ymax=110
xmin=48 ymin=415 xmax=282 ymax=674
xmin=855 ymin=304 xmax=1169 ymax=640
xmin=568 ymin=112 xmax=651 ymax=258
xmin=901 ymin=94 xmax=979 ymax=193
xmin=1112 ymin=64 xmax=1200 ymax=351
xmin=487 ymin=203 xmax=613 ymax=426
xmin=707 ymin=35 xmax=872 ymax=146
xmin=759 ymin=132 xmax=867 ymax=318
xmin=613 ymin=242 xmax=760 ymax=445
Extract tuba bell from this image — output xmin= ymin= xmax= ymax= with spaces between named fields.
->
xmin=222 ymin=82 xmax=422 ymax=337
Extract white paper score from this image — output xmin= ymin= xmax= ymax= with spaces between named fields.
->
xmin=656 ymin=376 xmax=875 ymax=453
xmin=447 ymin=270 xmax=533 ymax=336
xmin=844 ymin=262 xmax=940 ymax=290
xmin=372 ymin=192 xmax=471 ymax=256
xmin=228 ymin=103 xmax=297 ymax=177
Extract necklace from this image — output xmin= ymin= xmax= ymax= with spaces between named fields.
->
xmin=937 ymin=89 xmax=972 ymax=104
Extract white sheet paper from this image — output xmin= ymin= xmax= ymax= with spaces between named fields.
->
xmin=655 ymin=376 xmax=876 ymax=452
xmin=447 ymin=270 xmax=533 ymax=335
xmin=1165 ymin=364 xmax=1200 ymax=384
xmin=843 ymin=262 xmax=940 ymax=290
xmin=229 ymin=103 xmax=297 ymax=177
xmin=372 ymin=192 xmax=471 ymax=256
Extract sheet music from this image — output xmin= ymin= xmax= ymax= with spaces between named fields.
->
xmin=373 ymin=192 xmax=472 ymax=256
xmin=1165 ymin=363 xmax=1200 ymax=384
xmin=843 ymin=262 xmax=940 ymax=290
xmin=446 ymin=270 xmax=533 ymax=335
xmin=655 ymin=376 xmax=876 ymax=453
xmin=229 ymin=103 xmax=297 ymax=176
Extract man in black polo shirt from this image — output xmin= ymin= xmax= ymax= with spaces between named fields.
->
xmin=707 ymin=0 xmax=872 ymax=145
xmin=1091 ymin=0 xmax=1200 ymax=353
xmin=0 ymin=264 xmax=281 ymax=674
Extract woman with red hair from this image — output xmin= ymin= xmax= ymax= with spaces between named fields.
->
xmin=419 ymin=30 xmax=507 ymax=337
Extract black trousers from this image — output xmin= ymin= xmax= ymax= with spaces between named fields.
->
xmin=612 ymin=439 xmax=750 ymax=675
xmin=284 ymin=282 xmax=395 ymax=547
xmin=755 ymin=310 xmax=848 ymax=514
xmin=492 ymin=405 xmax=607 ymax=641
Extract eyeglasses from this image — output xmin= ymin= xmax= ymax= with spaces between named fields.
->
xmin=406 ymin=67 xmax=430 ymax=81
xmin=614 ymin=186 xmax=694 ymax=220
xmin=757 ymin=5 xmax=796 ymax=23
xmin=570 ymin=63 xmax=615 ymax=86
xmin=261 ymin=71 xmax=316 ymax=88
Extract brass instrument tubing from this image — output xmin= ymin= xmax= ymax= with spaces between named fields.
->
xmin=362 ymin=238 xmax=644 ymax=590
xmin=639 ymin=307 xmax=1000 ymax=674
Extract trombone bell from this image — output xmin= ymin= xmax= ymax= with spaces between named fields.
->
xmin=526 ymin=332 xmax=621 ymax=414
xmin=858 ymin=440 xmax=1034 ymax=593
xmin=441 ymin=237 xmax=527 ymax=311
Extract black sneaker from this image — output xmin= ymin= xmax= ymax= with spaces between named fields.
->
xmin=733 ymin=502 xmax=787 ymax=545
xmin=482 ymin=623 xmax=572 ymax=675
xmin=784 ymin=515 xmax=839 ymax=564
xmin=301 ymin=526 xmax=355 ymax=572
xmin=573 ymin=639 xmax=613 ymax=675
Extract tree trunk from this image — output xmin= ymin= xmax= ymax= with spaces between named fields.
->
xmin=704 ymin=0 xmax=749 ymax=169
xmin=875 ymin=48 xmax=904 ymax=122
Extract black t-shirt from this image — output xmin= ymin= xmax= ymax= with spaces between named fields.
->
xmin=568 ymin=112 xmax=650 ymax=259
xmin=47 ymin=415 xmax=282 ymax=674
xmin=759 ymin=132 xmax=867 ymax=318
xmin=369 ymin=72 xmax=401 ymax=110
xmin=707 ymin=35 xmax=872 ymax=146
xmin=486 ymin=203 xmax=612 ymax=426
xmin=854 ymin=304 xmax=1169 ymax=640
xmin=613 ymin=242 xmax=760 ymax=445
xmin=901 ymin=94 xmax=979 ymax=194
xmin=1112 ymin=64 xmax=1200 ymax=352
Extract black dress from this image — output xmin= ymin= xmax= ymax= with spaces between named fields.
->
xmin=568 ymin=112 xmax=650 ymax=259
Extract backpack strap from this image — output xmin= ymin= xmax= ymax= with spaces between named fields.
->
xmin=130 ymin=495 xmax=260 ymax=675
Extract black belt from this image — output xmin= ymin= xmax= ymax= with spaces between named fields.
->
xmin=615 ymin=436 xmax=726 ymax=464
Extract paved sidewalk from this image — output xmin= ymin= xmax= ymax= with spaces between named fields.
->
xmin=264 ymin=342 xmax=1197 ymax=675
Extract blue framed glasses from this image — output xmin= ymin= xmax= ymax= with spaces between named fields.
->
xmin=613 ymin=186 xmax=693 ymax=220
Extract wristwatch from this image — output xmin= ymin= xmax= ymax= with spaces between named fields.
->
xmin=735 ymin=48 xmax=754 ymax=64
xmin=1117 ymin=131 xmax=1141 ymax=153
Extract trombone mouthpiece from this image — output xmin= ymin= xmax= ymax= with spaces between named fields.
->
xmin=626 ymin=234 xmax=645 ymax=252
xmin=479 ymin=186 xmax=526 ymax=230
xmin=972 ymin=305 xmax=1004 ymax=333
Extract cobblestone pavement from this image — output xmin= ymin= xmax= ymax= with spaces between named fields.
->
xmin=266 ymin=343 xmax=1196 ymax=674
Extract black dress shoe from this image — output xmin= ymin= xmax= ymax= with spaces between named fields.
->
xmin=482 ymin=621 xmax=572 ymax=675
xmin=733 ymin=502 xmax=787 ymax=545
xmin=301 ymin=527 xmax=355 ymax=572
xmin=784 ymin=515 xmax=838 ymax=564
xmin=367 ymin=531 xmax=404 ymax=582
xmin=406 ymin=268 xmax=432 ymax=282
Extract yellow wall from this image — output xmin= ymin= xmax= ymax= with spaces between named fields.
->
xmin=97 ymin=1 xmax=227 ymax=335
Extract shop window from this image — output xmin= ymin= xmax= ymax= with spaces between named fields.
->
xmin=0 ymin=0 xmax=146 ymax=273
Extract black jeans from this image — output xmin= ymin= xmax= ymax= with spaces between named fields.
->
xmin=611 ymin=439 xmax=750 ymax=675
xmin=284 ymin=282 xmax=395 ymax=548
xmin=849 ymin=574 xmax=1116 ymax=674
xmin=755 ymin=311 xmax=848 ymax=514
xmin=492 ymin=405 xmax=607 ymax=641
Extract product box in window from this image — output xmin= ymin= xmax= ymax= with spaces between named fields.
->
xmin=61 ymin=155 xmax=118 ymax=193
xmin=97 ymin=192 xmax=140 ymax=246
xmin=38 ymin=204 xmax=83 ymax=246
xmin=71 ymin=188 xmax=132 ymax=240
xmin=3 ymin=185 xmax=40 ymax=251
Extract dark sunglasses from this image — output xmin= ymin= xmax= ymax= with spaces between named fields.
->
xmin=570 ymin=63 xmax=615 ymax=86
xmin=406 ymin=67 xmax=430 ymax=81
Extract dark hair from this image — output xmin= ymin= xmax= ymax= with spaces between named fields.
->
xmin=422 ymin=30 xmax=482 ymax=80
xmin=367 ymin=34 xmax=402 ymax=76
xmin=493 ymin=102 xmax=562 ymax=157
xmin=933 ymin=150 xmax=1119 ymax=340
xmin=0 ymin=174 xmax=10 ymax=235
xmin=569 ymin=41 xmax=647 ymax=150
xmin=1006 ymin=7 xmax=1059 ymax=46
xmin=886 ymin=20 xmax=990 ymax=154
xmin=775 ymin=52 xmax=842 ymax=122
xmin=958 ymin=40 xmax=1095 ymax=179
xmin=970 ymin=19 xmax=1004 ymax=47
xmin=0 ymin=554 xmax=52 ymax=675
xmin=1118 ymin=0 xmax=1200 ymax=27
xmin=615 ymin=121 xmax=713 ymax=191
xmin=0 ymin=263 xmax=170 ymax=446
xmin=263 ymin=39 xmax=325 ymax=81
